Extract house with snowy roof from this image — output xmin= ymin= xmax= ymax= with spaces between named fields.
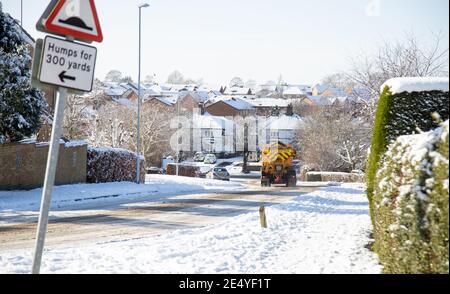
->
xmin=307 ymin=95 xmax=333 ymax=106
xmin=265 ymin=114 xmax=303 ymax=145
xmin=224 ymin=86 xmax=254 ymax=97
xmin=311 ymin=84 xmax=329 ymax=96
xmin=283 ymin=86 xmax=307 ymax=98
xmin=204 ymin=96 xmax=256 ymax=117
xmin=143 ymin=96 xmax=176 ymax=112
xmin=192 ymin=113 xmax=235 ymax=153
xmin=246 ymin=98 xmax=293 ymax=116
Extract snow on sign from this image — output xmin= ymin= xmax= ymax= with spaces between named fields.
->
xmin=38 ymin=0 xmax=103 ymax=43
xmin=39 ymin=36 xmax=97 ymax=92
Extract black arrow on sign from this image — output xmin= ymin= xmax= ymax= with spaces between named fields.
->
xmin=58 ymin=71 xmax=76 ymax=83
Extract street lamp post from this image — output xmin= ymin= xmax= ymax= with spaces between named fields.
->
xmin=136 ymin=3 xmax=149 ymax=184
xmin=20 ymin=0 xmax=23 ymax=27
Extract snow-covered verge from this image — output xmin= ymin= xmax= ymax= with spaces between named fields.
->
xmin=381 ymin=77 xmax=449 ymax=94
xmin=0 ymin=175 xmax=243 ymax=213
xmin=373 ymin=121 xmax=449 ymax=273
xmin=0 ymin=183 xmax=381 ymax=274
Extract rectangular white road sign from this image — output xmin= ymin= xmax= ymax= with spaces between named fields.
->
xmin=39 ymin=36 xmax=97 ymax=92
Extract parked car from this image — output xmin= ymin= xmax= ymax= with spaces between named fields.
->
xmin=207 ymin=167 xmax=230 ymax=181
xmin=194 ymin=152 xmax=205 ymax=162
xmin=195 ymin=166 xmax=212 ymax=178
xmin=146 ymin=167 xmax=163 ymax=174
xmin=226 ymin=162 xmax=244 ymax=175
xmin=216 ymin=161 xmax=233 ymax=168
xmin=204 ymin=154 xmax=217 ymax=164
xmin=162 ymin=156 xmax=175 ymax=172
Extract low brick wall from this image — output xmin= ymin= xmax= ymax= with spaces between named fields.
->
xmin=0 ymin=140 xmax=87 ymax=190
xmin=306 ymin=171 xmax=365 ymax=183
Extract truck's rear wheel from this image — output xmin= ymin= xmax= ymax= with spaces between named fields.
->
xmin=286 ymin=169 xmax=297 ymax=187
xmin=287 ymin=179 xmax=297 ymax=187
xmin=261 ymin=178 xmax=270 ymax=187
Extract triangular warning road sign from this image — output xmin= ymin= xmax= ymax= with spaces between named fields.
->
xmin=37 ymin=0 xmax=103 ymax=43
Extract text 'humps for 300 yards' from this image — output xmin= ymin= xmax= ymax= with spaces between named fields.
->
xmin=39 ymin=36 xmax=97 ymax=92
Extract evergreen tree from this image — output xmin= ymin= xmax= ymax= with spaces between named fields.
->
xmin=0 ymin=5 xmax=47 ymax=143
xmin=286 ymin=103 xmax=294 ymax=116
xmin=270 ymin=105 xmax=281 ymax=116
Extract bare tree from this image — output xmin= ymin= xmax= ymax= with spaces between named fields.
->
xmin=120 ymin=76 xmax=134 ymax=83
xmin=144 ymin=74 xmax=156 ymax=85
xmin=321 ymin=73 xmax=354 ymax=89
xmin=142 ymin=107 xmax=172 ymax=166
xmin=63 ymin=94 xmax=90 ymax=140
xmin=88 ymin=103 xmax=134 ymax=149
xmin=105 ymin=70 xmax=123 ymax=83
xmin=347 ymin=33 xmax=449 ymax=98
xmin=297 ymin=105 xmax=371 ymax=172
xmin=245 ymin=79 xmax=257 ymax=89
xmin=343 ymin=32 xmax=449 ymax=123
xmin=167 ymin=70 xmax=185 ymax=84
xmin=230 ymin=77 xmax=244 ymax=88
xmin=128 ymin=103 xmax=173 ymax=166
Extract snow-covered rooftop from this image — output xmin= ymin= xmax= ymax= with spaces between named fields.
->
xmin=266 ymin=115 xmax=303 ymax=130
xmin=223 ymin=97 xmax=255 ymax=110
xmin=246 ymin=98 xmax=293 ymax=108
xmin=307 ymin=96 xmax=332 ymax=106
xmin=195 ymin=112 xmax=233 ymax=129
xmin=283 ymin=86 xmax=305 ymax=96
xmin=105 ymin=87 xmax=128 ymax=97
xmin=382 ymin=77 xmax=449 ymax=94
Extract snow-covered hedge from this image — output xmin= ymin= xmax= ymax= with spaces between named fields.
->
xmin=87 ymin=147 xmax=145 ymax=184
xmin=306 ymin=171 xmax=365 ymax=183
xmin=373 ymin=121 xmax=449 ymax=274
xmin=367 ymin=78 xmax=449 ymax=219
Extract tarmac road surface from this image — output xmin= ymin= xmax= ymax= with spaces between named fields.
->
xmin=0 ymin=179 xmax=323 ymax=252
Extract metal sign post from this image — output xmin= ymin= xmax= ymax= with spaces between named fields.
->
xmin=31 ymin=0 xmax=104 ymax=274
xmin=31 ymin=87 xmax=68 ymax=274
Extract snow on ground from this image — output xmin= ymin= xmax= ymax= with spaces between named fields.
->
xmin=0 ymin=175 xmax=243 ymax=214
xmin=0 ymin=183 xmax=381 ymax=274
xmin=382 ymin=77 xmax=449 ymax=94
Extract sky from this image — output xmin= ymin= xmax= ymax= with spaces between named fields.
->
xmin=1 ymin=0 xmax=449 ymax=87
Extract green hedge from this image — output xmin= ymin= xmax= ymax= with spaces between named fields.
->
xmin=367 ymin=87 xmax=449 ymax=220
xmin=373 ymin=121 xmax=449 ymax=273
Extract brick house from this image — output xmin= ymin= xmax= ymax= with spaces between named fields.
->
xmin=205 ymin=97 xmax=256 ymax=117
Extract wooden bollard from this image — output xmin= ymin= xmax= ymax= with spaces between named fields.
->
xmin=259 ymin=206 xmax=268 ymax=228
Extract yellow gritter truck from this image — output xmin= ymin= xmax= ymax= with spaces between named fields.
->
xmin=260 ymin=141 xmax=297 ymax=187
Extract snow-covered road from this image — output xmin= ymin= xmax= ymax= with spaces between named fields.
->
xmin=0 ymin=180 xmax=381 ymax=274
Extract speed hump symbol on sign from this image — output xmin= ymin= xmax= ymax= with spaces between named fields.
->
xmin=37 ymin=0 xmax=103 ymax=43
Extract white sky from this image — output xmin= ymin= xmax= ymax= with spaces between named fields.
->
xmin=2 ymin=0 xmax=449 ymax=87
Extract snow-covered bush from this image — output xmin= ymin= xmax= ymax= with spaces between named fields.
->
xmin=0 ymin=5 xmax=47 ymax=143
xmin=367 ymin=77 xmax=449 ymax=219
xmin=87 ymin=147 xmax=146 ymax=184
xmin=306 ymin=171 xmax=365 ymax=183
xmin=373 ymin=121 xmax=449 ymax=274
